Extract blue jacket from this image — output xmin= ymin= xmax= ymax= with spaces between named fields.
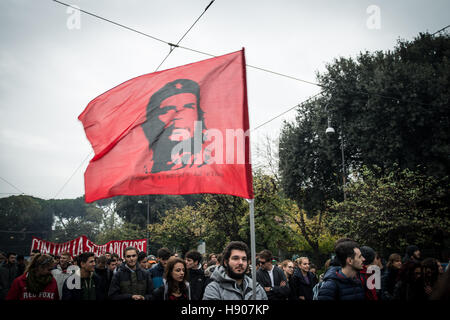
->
xmin=317 ymin=266 xmax=365 ymax=301
xmin=149 ymin=263 xmax=165 ymax=289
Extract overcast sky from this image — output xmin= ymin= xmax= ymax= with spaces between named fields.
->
xmin=0 ymin=0 xmax=449 ymax=200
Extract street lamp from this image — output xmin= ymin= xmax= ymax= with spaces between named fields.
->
xmin=138 ymin=195 xmax=150 ymax=255
xmin=326 ymin=121 xmax=347 ymax=201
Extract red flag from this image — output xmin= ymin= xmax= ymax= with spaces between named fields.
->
xmin=79 ymin=49 xmax=253 ymax=202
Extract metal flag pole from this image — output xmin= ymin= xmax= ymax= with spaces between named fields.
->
xmin=246 ymin=198 xmax=257 ymax=300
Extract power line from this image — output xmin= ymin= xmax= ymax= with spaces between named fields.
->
xmin=0 ymin=176 xmax=25 ymax=195
xmin=155 ymin=0 xmax=215 ymax=72
xmin=50 ymin=0 xmax=446 ymax=200
xmin=252 ymin=92 xmax=323 ymax=132
xmin=52 ymin=0 xmax=437 ymax=107
xmin=53 ymin=0 xmax=167 ymax=45
xmin=432 ymin=24 xmax=450 ymax=36
xmin=51 ymin=0 xmax=320 ymax=88
xmin=52 ymin=151 xmax=93 ymax=199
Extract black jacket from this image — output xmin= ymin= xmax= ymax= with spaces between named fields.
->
xmin=62 ymin=272 xmax=107 ymax=301
xmin=256 ymin=265 xmax=290 ymax=300
xmin=108 ymin=263 xmax=154 ymax=300
xmin=94 ymin=267 xmax=108 ymax=296
xmin=381 ymin=267 xmax=399 ymax=301
xmin=152 ymin=279 xmax=191 ymax=301
xmin=0 ymin=262 xmax=19 ymax=300
xmin=291 ymin=268 xmax=318 ymax=301
xmin=188 ymin=267 xmax=207 ymax=300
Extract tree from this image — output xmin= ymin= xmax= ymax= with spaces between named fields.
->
xmin=95 ymin=221 xmax=145 ymax=245
xmin=50 ymin=197 xmax=105 ymax=242
xmin=115 ymin=195 xmax=188 ymax=227
xmin=239 ymin=172 xmax=298 ymax=259
xmin=325 ymin=166 xmax=450 ymax=259
xmin=148 ymin=205 xmax=207 ymax=255
xmin=279 ymin=98 xmax=342 ymax=260
xmin=318 ymin=32 xmax=450 ymax=178
xmin=279 ymin=32 xmax=450 ymax=259
xmin=0 ymin=195 xmax=53 ymax=254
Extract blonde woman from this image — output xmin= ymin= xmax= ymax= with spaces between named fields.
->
xmin=291 ymin=257 xmax=318 ymax=300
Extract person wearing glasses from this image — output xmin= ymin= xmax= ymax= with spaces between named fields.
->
xmin=108 ymin=247 xmax=154 ymax=300
xmin=6 ymin=254 xmax=59 ymax=300
xmin=255 ymin=249 xmax=290 ymax=300
xmin=281 ymin=259 xmax=298 ymax=300
xmin=281 ymin=260 xmax=295 ymax=284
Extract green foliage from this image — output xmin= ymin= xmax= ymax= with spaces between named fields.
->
xmin=318 ymin=33 xmax=450 ymax=178
xmin=0 ymin=195 xmax=53 ymax=254
xmin=114 ymin=195 xmax=188 ymax=227
xmin=95 ymin=221 xmax=145 ymax=245
xmin=149 ymin=205 xmax=208 ymax=255
xmin=279 ymin=33 xmax=450 ymax=261
xmin=325 ymin=166 xmax=450 ymax=256
xmin=50 ymin=200 xmax=105 ymax=242
xmin=279 ymin=99 xmax=343 ymax=215
xmin=239 ymin=173 xmax=297 ymax=254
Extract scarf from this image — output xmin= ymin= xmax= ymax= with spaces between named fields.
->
xmin=26 ymin=272 xmax=53 ymax=295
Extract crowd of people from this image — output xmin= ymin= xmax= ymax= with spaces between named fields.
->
xmin=0 ymin=239 xmax=449 ymax=301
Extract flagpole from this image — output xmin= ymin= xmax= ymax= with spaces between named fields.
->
xmin=247 ymin=198 xmax=256 ymax=300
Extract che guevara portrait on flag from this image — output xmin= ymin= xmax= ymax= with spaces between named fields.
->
xmin=79 ymin=49 xmax=254 ymax=203
xmin=141 ymin=79 xmax=209 ymax=173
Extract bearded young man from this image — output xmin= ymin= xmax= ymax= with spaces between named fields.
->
xmin=203 ymin=241 xmax=267 ymax=300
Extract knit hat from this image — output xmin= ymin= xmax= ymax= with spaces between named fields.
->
xmin=360 ymin=246 xmax=376 ymax=265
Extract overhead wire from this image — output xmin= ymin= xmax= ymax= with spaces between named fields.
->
xmin=49 ymin=1 xmax=448 ymax=199
xmin=52 ymin=0 xmax=441 ymax=108
xmin=431 ymin=24 xmax=450 ymax=36
xmin=52 ymin=0 xmax=322 ymax=88
xmin=0 ymin=176 xmax=25 ymax=195
xmin=154 ymin=0 xmax=215 ymax=72
xmin=252 ymin=92 xmax=323 ymax=132
xmin=52 ymin=151 xmax=93 ymax=200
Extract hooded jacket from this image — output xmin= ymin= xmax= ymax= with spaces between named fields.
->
xmin=317 ymin=266 xmax=365 ymax=301
xmin=203 ymin=266 xmax=267 ymax=300
xmin=51 ymin=265 xmax=73 ymax=300
xmin=149 ymin=262 xmax=165 ymax=289
xmin=108 ymin=263 xmax=153 ymax=300
xmin=5 ymin=273 xmax=59 ymax=301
